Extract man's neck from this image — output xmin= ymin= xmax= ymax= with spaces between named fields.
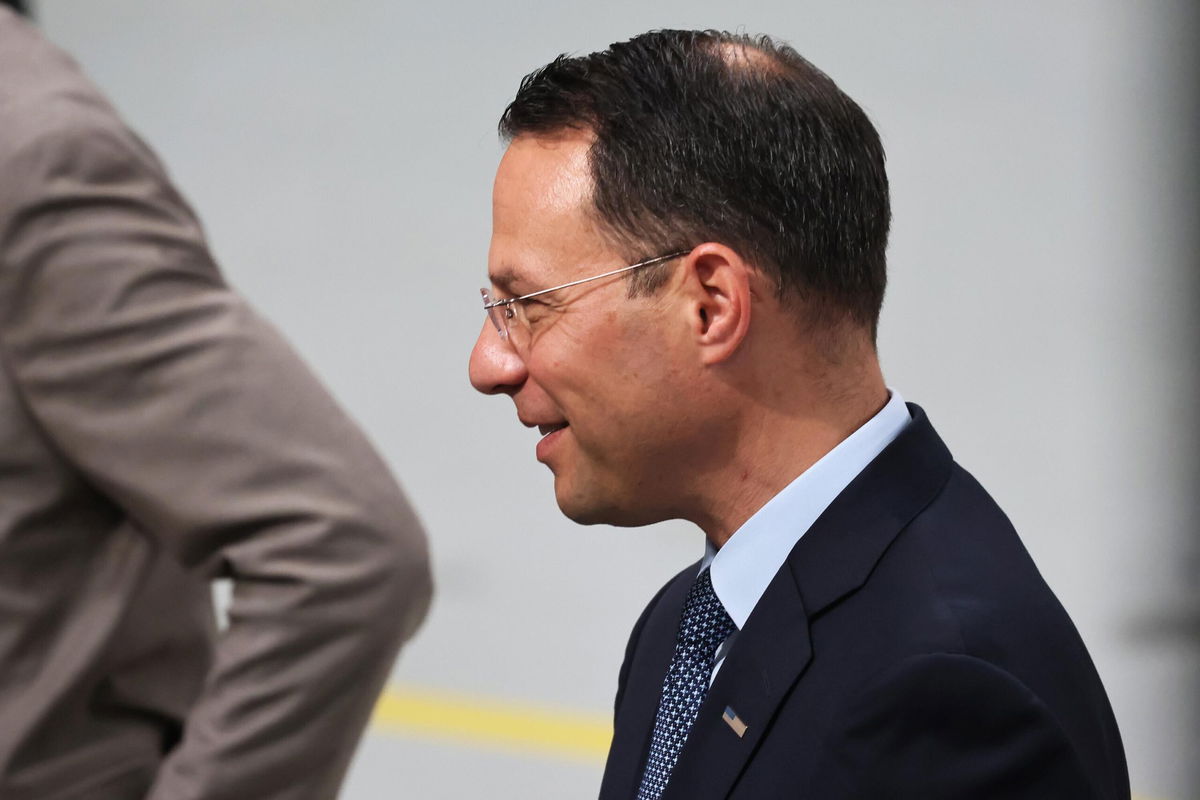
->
xmin=691 ymin=378 xmax=889 ymax=549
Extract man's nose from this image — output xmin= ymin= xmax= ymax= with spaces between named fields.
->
xmin=469 ymin=320 xmax=528 ymax=395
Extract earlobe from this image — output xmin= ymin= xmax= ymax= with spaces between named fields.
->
xmin=684 ymin=244 xmax=753 ymax=365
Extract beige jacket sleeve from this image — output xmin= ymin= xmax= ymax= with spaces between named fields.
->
xmin=0 ymin=84 xmax=432 ymax=799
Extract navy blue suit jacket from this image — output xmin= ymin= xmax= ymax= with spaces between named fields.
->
xmin=599 ymin=405 xmax=1128 ymax=799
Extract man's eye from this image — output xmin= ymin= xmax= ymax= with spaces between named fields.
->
xmin=522 ymin=300 xmax=550 ymax=318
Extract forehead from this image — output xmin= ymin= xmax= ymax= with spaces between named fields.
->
xmin=495 ymin=132 xmax=593 ymax=213
xmin=489 ymin=132 xmax=611 ymax=291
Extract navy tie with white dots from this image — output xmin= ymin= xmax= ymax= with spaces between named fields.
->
xmin=636 ymin=567 xmax=735 ymax=800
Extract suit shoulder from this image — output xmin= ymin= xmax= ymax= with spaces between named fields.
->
xmin=897 ymin=462 xmax=1068 ymax=637
xmin=857 ymin=463 xmax=1128 ymax=791
xmin=867 ymin=462 xmax=1091 ymax=662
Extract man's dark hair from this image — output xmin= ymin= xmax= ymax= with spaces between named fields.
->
xmin=499 ymin=29 xmax=890 ymax=340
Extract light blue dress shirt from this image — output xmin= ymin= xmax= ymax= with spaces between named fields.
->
xmin=700 ymin=390 xmax=912 ymax=680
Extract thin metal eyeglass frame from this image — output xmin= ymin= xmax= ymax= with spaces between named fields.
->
xmin=480 ymin=250 xmax=689 ymax=339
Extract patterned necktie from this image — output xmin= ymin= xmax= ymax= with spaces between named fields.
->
xmin=637 ymin=567 xmax=735 ymax=800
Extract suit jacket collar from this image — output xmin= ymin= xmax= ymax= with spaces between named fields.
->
xmin=788 ymin=403 xmax=952 ymax=617
xmin=658 ymin=403 xmax=953 ymax=799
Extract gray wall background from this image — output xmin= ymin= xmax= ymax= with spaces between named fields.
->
xmin=32 ymin=1 xmax=1198 ymax=798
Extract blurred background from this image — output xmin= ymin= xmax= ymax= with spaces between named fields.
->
xmin=22 ymin=1 xmax=1199 ymax=797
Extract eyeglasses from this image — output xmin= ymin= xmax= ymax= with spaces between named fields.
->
xmin=480 ymin=250 xmax=689 ymax=350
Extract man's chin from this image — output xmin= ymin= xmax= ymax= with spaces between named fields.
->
xmin=553 ymin=487 xmax=608 ymax=526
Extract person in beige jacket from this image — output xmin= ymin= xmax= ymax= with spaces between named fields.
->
xmin=0 ymin=7 xmax=432 ymax=798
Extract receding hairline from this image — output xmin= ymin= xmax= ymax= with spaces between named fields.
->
xmin=710 ymin=38 xmax=795 ymax=78
xmin=499 ymin=32 xmax=808 ymax=143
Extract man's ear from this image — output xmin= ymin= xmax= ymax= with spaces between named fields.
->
xmin=677 ymin=243 xmax=754 ymax=365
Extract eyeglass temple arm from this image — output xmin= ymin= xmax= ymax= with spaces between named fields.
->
xmin=482 ymin=251 xmax=688 ymax=308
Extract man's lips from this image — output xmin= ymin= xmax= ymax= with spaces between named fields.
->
xmin=533 ymin=422 xmax=569 ymax=462
xmin=519 ymin=417 xmax=569 ymax=460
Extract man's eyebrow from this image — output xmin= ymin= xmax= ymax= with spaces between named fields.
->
xmin=487 ymin=266 xmax=527 ymax=294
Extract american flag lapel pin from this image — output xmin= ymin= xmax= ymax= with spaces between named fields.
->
xmin=722 ymin=706 xmax=748 ymax=738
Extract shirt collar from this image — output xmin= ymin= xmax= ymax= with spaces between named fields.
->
xmin=702 ymin=390 xmax=912 ymax=629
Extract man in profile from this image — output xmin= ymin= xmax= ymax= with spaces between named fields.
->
xmin=0 ymin=7 xmax=431 ymax=798
xmin=470 ymin=29 xmax=1128 ymax=799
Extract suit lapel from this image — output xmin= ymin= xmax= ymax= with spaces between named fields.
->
xmin=662 ymin=563 xmax=812 ymax=800
xmin=661 ymin=405 xmax=953 ymax=799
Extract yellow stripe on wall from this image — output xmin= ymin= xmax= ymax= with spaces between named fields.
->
xmin=371 ymin=684 xmax=612 ymax=763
